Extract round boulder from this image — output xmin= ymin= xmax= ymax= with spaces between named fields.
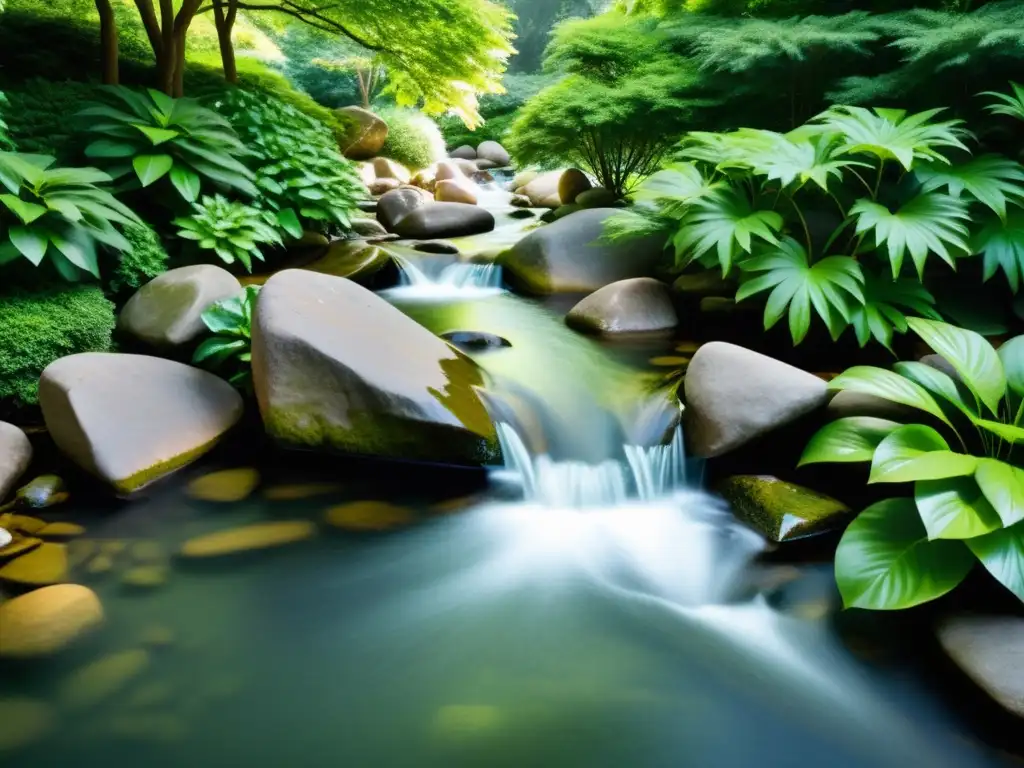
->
xmin=558 ymin=169 xmax=592 ymax=205
xmin=566 ymin=278 xmax=677 ymax=335
xmin=0 ymin=584 xmax=103 ymax=658
xmin=449 ymin=145 xmax=477 ymax=160
xmin=435 ymin=161 xmax=468 ymax=182
xmin=393 ymin=203 xmax=495 ymax=240
xmin=117 ymin=265 xmax=241 ymax=348
xmin=476 ymin=141 xmax=511 ymax=167
xmin=351 ymin=218 xmax=389 ymax=239
xmin=377 ymin=187 xmax=433 ymax=232
xmin=521 ymin=170 xmax=563 ymax=208
xmin=372 ymin=157 xmax=411 ymax=184
xmin=475 ymin=159 xmax=500 ymax=171
xmin=435 ymin=178 xmax=479 ymax=205
xmin=0 ymin=422 xmax=32 ymax=502
xmin=576 ymin=187 xmax=618 ymax=208
xmin=39 ymin=354 xmax=243 ymax=493
xmin=369 ymin=178 xmax=401 ymax=196
xmin=338 ymin=106 xmax=389 ymax=160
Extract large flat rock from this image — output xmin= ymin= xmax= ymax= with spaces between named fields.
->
xmin=392 ymin=202 xmax=494 ymax=240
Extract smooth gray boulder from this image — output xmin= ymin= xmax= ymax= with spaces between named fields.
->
xmin=476 ymin=141 xmax=511 ymax=167
xmin=39 ymin=353 xmax=243 ymax=493
xmin=117 ymin=265 xmax=241 ymax=347
xmin=377 ymin=187 xmax=432 ymax=232
xmin=500 ymin=209 xmax=665 ymax=294
xmin=566 ymin=278 xmax=677 ymax=334
xmin=251 ymin=270 xmax=497 ymax=465
xmin=449 ymin=145 xmax=477 ymax=160
xmin=0 ymin=422 xmax=32 ymax=502
xmin=939 ymin=616 xmax=1024 ymax=719
xmin=684 ymin=342 xmax=830 ymax=458
xmin=392 ymin=203 xmax=495 ymax=240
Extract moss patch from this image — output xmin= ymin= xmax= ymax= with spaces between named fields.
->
xmin=717 ymin=475 xmax=850 ymax=542
xmin=112 ymin=434 xmax=225 ymax=495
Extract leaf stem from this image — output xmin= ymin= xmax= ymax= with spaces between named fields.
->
xmin=788 ymin=195 xmax=813 ymax=256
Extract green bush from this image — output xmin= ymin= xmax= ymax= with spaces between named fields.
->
xmin=2 ymin=79 xmax=103 ymax=159
xmin=0 ymin=284 xmax=115 ymax=413
xmin=105 ymin=222 xmax=170 ymax=298
xmin=377 ymin=107 xmax=447 ymax=170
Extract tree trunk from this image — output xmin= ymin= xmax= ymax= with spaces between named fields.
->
xmin=212 ymin=0 xmax=238 ymax=84
xmin=158 ymin=0 xmax=176 ymax=94
xmin=172 ymin=27 xmax=188 ymax=97
xmin=96 ymin=0 xmax=120 ymax=85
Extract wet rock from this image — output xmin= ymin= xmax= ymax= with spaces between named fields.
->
xmin=121 ymin=565 xmax=169 ymax=590
xmin=40 ymin=354 xmax=243 ymax=493
xmin=552 ymin=204 xmax=582 ymax=221
xmin=508 ymin=208 xmax=535 ymax=219
xmin=59 ymin=648 xmax=150 ymax=711
xmin=290 ymin=230 xmax=330 ymax=249
xmin=129 ymin=540 xmax=166 ymax=564
xmin=338 ymin=106 xmax=388 ymax=160
xmin=392 ymin=203 xmax=495 ymax=240
xmin=450 ymin=145 xmax=477 ymax=160
xmin=521 ymin=171 xmax=563 ymax=208
xmin=509 ymin=195 xmax=533 ymax=209
xmin=6 ymin=514 xmax=47 ymax=534
xmin=251 ymin=270 xmax=497 ymax=464
xmin=501 ymin=209 xmax=665 ymax=294
xmin=325 ymin=501 xmax=416 ymax=532
xmin=434 ymin=161 xmax=467 ymax=182
xmin=939 ymin=616 xmax=1024 ymax=718
xmin=558 ymin=169 xmax=591 ymax=205
xmin=411 ymin=167 xmax=437 ymax=192
xmin=351 ymin=218 xmax=389 ymax=239
xmin=717 ymin=475 xmax=850 ymax=542
xmin=672 ymin=271 xmax=737 ymax=299
xmin=435 ymin=178 xmax=479 ymax=205
xmin=453 ymin=158 xmax=480 ymax=177
xmin=180 ymin=520 xmax=316 ymax=558
xmin=413 ymin=240 xmax=460 ymax=255
xmin=369 ymin=177 xmax=401 ymax=196
xmin=576 ymin=187 xmax=618 ymax=208
xmin=0 ymin=584 xmax=103 ymax=657
xmin=304 ymin=241 xmax=391 ymax=284
xmin=0 ymin=535 xmax=42 ymax=561
xmin=37 ymin=522 xmax=86 ymax=539
xmin=476 ymin=141 xmax=511 ymax=167
xmin=475 ymin=159 xmax=500 ymax=171
xmin=0 ymin=698 xmax=54 ymax=753
xmin=377 ymin=187 xmax=433 ymax=232
xmin=0 ymin=542 xmax=68 ymax=587
xmin=262 ymin=483 xmax=342 ymax=501
xmin=357 ymin=200 xmax=378 ymax=214
xmin=118 ymin=266 xmax=242 ymax=348
xmin=566 ymin=278 xmax=677 ymax=335
xmin=16 ymin=475 xmax=67 ymax=508
xmin=186 ymin=468 xmax=260 ymax=503
xmin=684 ymin=342 xmax=830 ymax=458
xmin=0 ymin=422 xmax=31 ymax=502
xmin=512 ymin=170 xmax=539 ymax=190
xmin=441 ymin=331 xmax=511 ymax=351
xmin=372 ymin=157 xmax=411 ymax=184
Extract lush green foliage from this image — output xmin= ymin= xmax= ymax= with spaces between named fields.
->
xmin=377 ymin=107 xmax=448 ymax=171
xmin=0 ymin=152 xmax=142 ymax=280
xmin=175 ymin=195 xmax=282 ymax=272
xmin=508 ymin=13 xmax=704 ymax=196
xmin=193 ymin=286 xmax=259 ymax=390
xmin=0 ymin=283 xmax=115 ymax=412
xmin=1 ymin=80 xmax=102 ymax=159
xmin=0 ymin=92 xmax=12 ymax=151
xmin=506 ymin=0 xmax=604 ymax=73
xmin=78 ymin=87 xmax=256 ymax=203
xmin=801 ymin=320 xmax=1024 ymax=610
xmin=439 ymin=73 xmax=556 ymax=149
xmin=105 ymin=222 xmax=170 ymax=297
xmin=213 ymin=88 xmax=362 ymax=237
xmin=610 ymin=101 xmax=1024 ymax=348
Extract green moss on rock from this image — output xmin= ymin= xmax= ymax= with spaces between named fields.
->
xmin=105 ymin=223 xmax=170 ymax=298
xmin=717 ymin=475 xmax=850 ymax=542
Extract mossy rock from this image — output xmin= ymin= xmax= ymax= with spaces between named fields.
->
xmin=717 ymin=475 xmax=850 ymax=542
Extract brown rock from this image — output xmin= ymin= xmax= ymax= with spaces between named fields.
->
xmin=0 ymin=542 xmax=68 ymax=587
xmin=372 ymin=157 xmax=411 ymax=184
xmin=558 ymin=169 xmax=592 ymax=205
xmin=567 ymin=278 xmax=677 ymax=334
xmin=0 ymin=584 xmax=103 ymax=658
xmin=435 ymin=178 xmax=479 ymax=205
xmin=369 ymin=178 xmax=401 ymax=196
xmin=180 ymin=520 xmax=316 ymax=558
xmin=338 ymin=106 xmax=389 ymax=160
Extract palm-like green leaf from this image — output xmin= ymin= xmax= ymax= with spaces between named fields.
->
xmin=828 ymin=365 xmax=954 ymax=428
xmin=631 ymin=162 xmax=723 ymax=217
xmin=972 ymin=207 xmax=1024 ymax=292
xmin=981 ymin=81 xmax=1024 ymax=123
xmin=736 ymin=237 xmax=864 ymax=345
xmin=851 ymin=192 xmax=970 ymax=279
xmin=848 ymin=270 xmax=940 ymax=350
xmin=916 ymin=155 xmax=1024 ymax=221
xmin=815 ymin=105 xmax=969 ymax=170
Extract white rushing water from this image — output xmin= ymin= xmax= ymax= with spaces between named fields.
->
xmin=386 ymin=253 xmax=505 ymax=299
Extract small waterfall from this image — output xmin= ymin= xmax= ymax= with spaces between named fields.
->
xmin=625 ymin=424 xmax=687 ymax=500
xmin=387 ymin=253 xmax=504 ymax=298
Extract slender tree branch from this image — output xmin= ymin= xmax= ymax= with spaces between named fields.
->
xmin=231 ymin=2 xmax=386 ymax=51
xmin=133 ymin=0 xmax=163 ymax=56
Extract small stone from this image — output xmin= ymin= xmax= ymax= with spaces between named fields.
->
xmin=59 ymin=649 xmax=150 ymax=711
xmin=435 ymin=178 xmax=479 ymax=205
xmin=441 ymin=331 xmax=512 ymax=351
xmin=939 ymin=615 xmax=1024 ymax=719
xmin=575 ymin=187 xmax=618 ymax=208
xmin=553 ymin=204 xmax=582 ymax=220
xmin=0 ymin=535 xmax=42 ymax=561
xmin=37 ymin=522 xmax=86 ymax=539
xmin=186 ymin=468 xmax=260 ymax=502
xmin=0 ymin=584 xmax=103 ymax=658
xmin=325 ymin=501 xmax=416 ymax=532
xmin=717 ymin=475 xmax=850 ymax=542
xmin=449 ymin=145 xmax=477 ymax=160
xmin=508 ymin=208 xmax=535 ymax=219
xmin=179 ymin=521 xmax=317 ymax=558
xmin=351 ymin=218 xmax=389 ymax=239
xmin=0 ymin=698 xmax=54 ymax=754
xmin=0 ymin=422 xmax=32 ymax=503
xmin=509 ymin=194 xmax=532 ymax=208
xmin=262 ymin=483 xmax=343 ymax=501
xmin=0 ymin=542 xmax=68 ymax=587
xmin=372 ymin=157 xmax=411 ymax=184
xmin=413 ymin=240 xmax=460 ymax=255
xmin=121 ymin=565 xmax=169 ymax=590
xmin=16 ymin=475 xmax=66 ymax=508
xmin=566 ymin=278 xmax=677 ymax=335
xmin=4 ymin=514 xmax=45 ymax=534
xmin=100 ymin=540 xmax=128 ymax=555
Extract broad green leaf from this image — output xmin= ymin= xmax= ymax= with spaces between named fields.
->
xmin=971 ymin=418 xmax=1024 ymax=444
xmin=0 ymin=194 xmax=47 ymax=225
xmin=970 ymin=208 xmax=1024 ymax=293
xmin=631 ymin=162 xmax=722 ymax=217
xmin=892 ymin=361 xmax=975 ymax=417
xmin=84 ymin=139 xmax=137 ymax=159
xmin=7 ymin=225 xmax=49 ymax=265
xmin=982 ymin=82 xmax=1024 ymax=123
xmin=967 ymin=522 xmax=1024 ymax=602
xmin=133 ymin=154 xmax=174 ymax=187
xmin=916 ymin=155 xmax=1024 ymax=221
xmin=850 ymin=272 xmax=940 ymax=351
xmin=50 ymin=229 xmax=100 ymax=277
xmin=201 ymin=297 xmax=247 ymax=335
xmin=132 ymin=123 xmax=180 ymax=145
xmin=870 ymin=425 xmax=976 ymax=483
xmin=192 ymin=337 xmax=246 ymax=365
xmin=169 ymin=166 xmax=200 ymax=202
xmin=907 ymin=317 xmax=1006 ymax=415
xmin=799 ymin=417 xmax=901 ymax=466
xmin=998 ymin=336 xmax=1024 ymax=397
xmin=916 ymin=477 xmax=1003 ymax=540
xmin=974 ymin=458 xmax=1024 ymax=528
xmin=835 ymin=497 xmax=974 ymax=610
xmin=851 ymin=193 xmax=970 ymax=279
xmin=829 ymin=366 xmax=953 ymax=428
xmin=275 ymin=208 xmax=303 ymax=239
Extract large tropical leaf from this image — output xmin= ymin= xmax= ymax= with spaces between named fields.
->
xmin=998 ymin=335 xmax=1024 ymax=398
xmin=982 ymin=81 xmax=1024 ymax=124
xmin=915 ymin=155 xmax=1024 ymax=221
xmin=671 ymin=187 xmax=783 ymax=275
xmin=974 ymin=458 xmax=1024 ymax=528
xmin=892 ymin=361 xmax=975 ymax=418
xmin=851 ymin=193 xmax=970 ymax=279
xmin=828 ymin=366 xmax=954 ymax=428
xmin=736 ymin=237 xmax=864 ymax=345
xmin=869 ymin=424 xmax=976 ymax=484
xmin=906 ymin=318 xmax=1006 ymax=415
xmin=915 ymin=477 xmax=1003 ymax=540
xmin=967 ymin=522 xmax=1024 ymax=603
xmin=631 ymin=162 xmax=722 ymax=218
xmin=849 ymin=271 xmax=939 ymax=351
xmin=799 ymin=417 xmax=902 ymax=466
xmin=971 ymin=208 xmax=1024 ymax=293
xmin=835 ymin=497 xmax=974 ymax=610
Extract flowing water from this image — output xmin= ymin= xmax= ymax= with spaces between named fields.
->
xmin=1 ymin=191 xmax=1014 ymax=767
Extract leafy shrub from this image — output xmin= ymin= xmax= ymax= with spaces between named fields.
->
xmin=0 ymin=91 xmax=12 ymax=151
xmin=105 ymin=222 xmax=170 ymax=297
xmin=79 ymin=87 xmax=257 ymax=203
xmin=213 ymin=88 xmax=362 ymax=236
xmin=610 ymin=102 xmax=1024 ymax=348
xmin=1 ymin=79 xmax=103 ymax=159
xmin=377 ymin=107 xmax=447 ymax=171
xmin=800 ymin=319 xmax=1024 ymax=610
xmin=438 ymin=73 xmax=555 ymax=149
xmin=0 ymin=152 xmax=142 ymax=280
xmin=175 ymin=195 xmax=282 ymax=272
xmin=193 ymin=286 xmax=259 ymax=390
xmin=0 ymin=283 xmax=115 ymax=413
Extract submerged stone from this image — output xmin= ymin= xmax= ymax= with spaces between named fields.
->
xmin=717 ymin=475 xmax=850 ymax=542
xmin=441 ymin=331 xmax=512 ymax=351
xmin=186 ymin=468 xmax=260 ymax=503
xmin=0 ymin=422 xmax=32 ymax=503
xmin=59 ymin=648 xmax=150 ymax=711
xmin=37 ymin=522 xmax=86 ymax=539
xmin=0 ymin=542 xmax=68 ymax=586
xmin=324 ymin=501 xmax=416 ymax=532
xmin=939 ymin=616 xmax=1024 ymax=719
xmin=179 ymin=521 xmax=317 ymax=558
xmin=0 ymin=698 xmax=54 ymax=753
xmin=262 ymin=483 xmax=343 ymax=501
xmin=0 ymin=584 xmax=103 ymax=658
xmin=0 ymin=534 xmax=42 ymax=561
xmin=121 ymin=565 xmax=169 ymax=590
